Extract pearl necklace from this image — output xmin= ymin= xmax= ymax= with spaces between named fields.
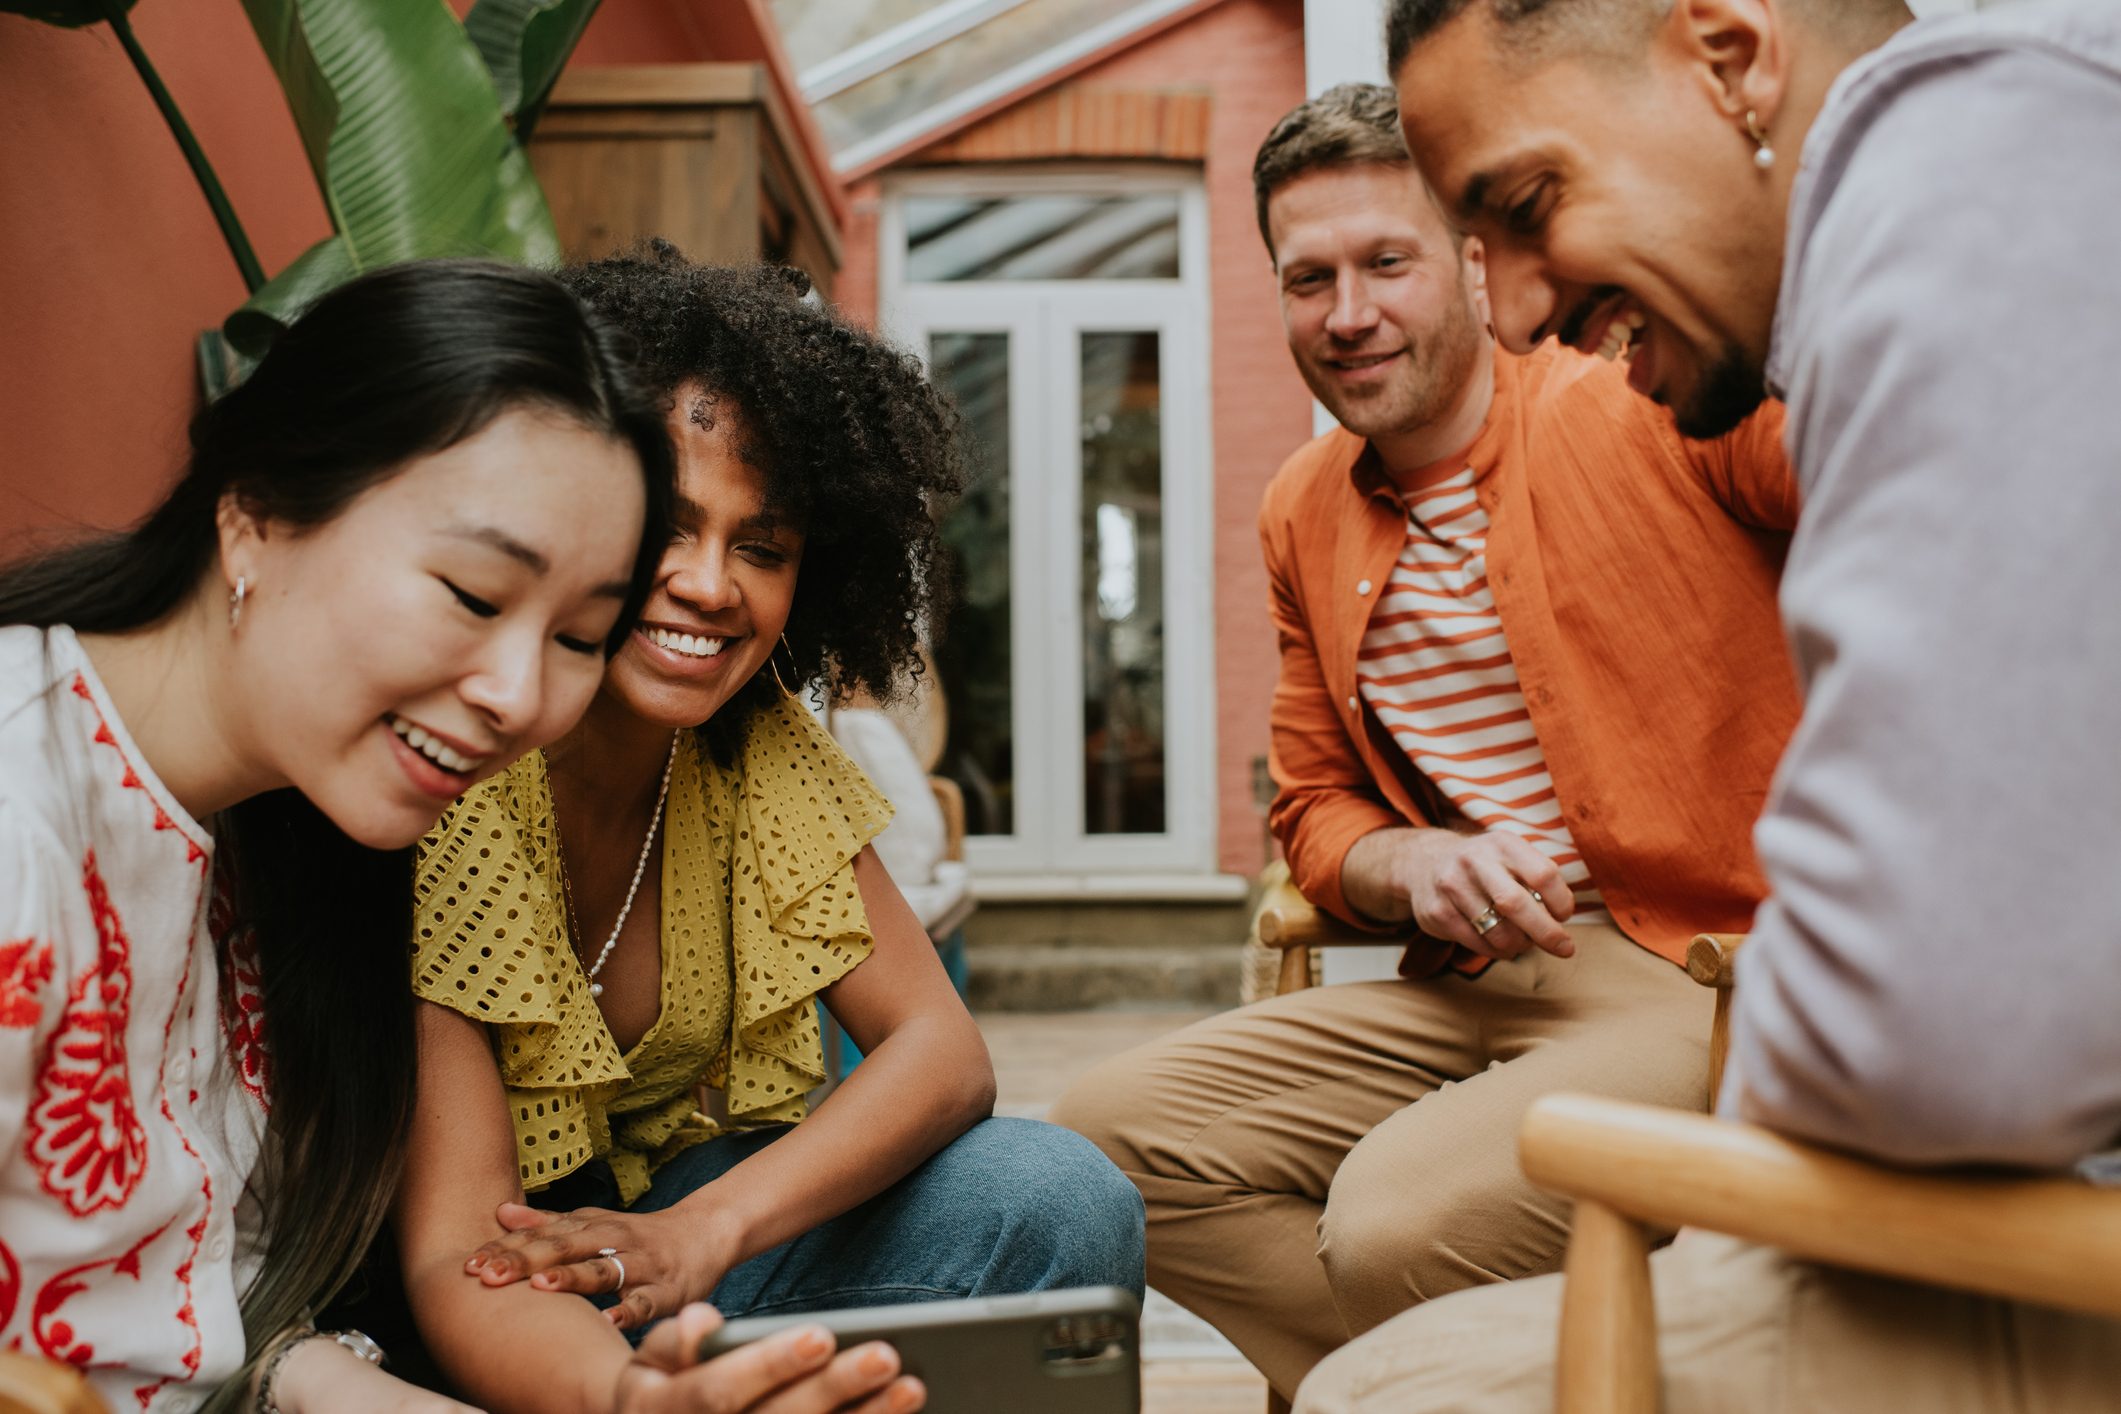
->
xmin=561 ymin=733 xmax=678 ymax=999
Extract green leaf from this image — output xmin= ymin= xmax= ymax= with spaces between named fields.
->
xmin=0 ymin=0 xmax=137 ymax=25
xmin=465 ymin=0 xmax=602 ymax=139
xmin=196 ymin=327 xmax=261 ymax=403
xmin=228 ymin=0 xmax=562 ymax=351
xmin=224 ymin=234 xmax=356 ymax=357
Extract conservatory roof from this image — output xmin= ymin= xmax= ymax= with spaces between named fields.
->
xmin=771 ymin=0 xmax=1228 ymax=175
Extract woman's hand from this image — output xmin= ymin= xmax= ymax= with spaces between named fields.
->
xmin=616 ymin=1305 xmax=923 ymax=1414
xmin=466 ymin=1201 xmax=740 ymax=1331
xmin=272 ymin=1336 xmax=485 ymax=1414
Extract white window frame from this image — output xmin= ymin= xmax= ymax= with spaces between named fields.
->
xmin=880 ymin=165 xmax=1218 ymax=885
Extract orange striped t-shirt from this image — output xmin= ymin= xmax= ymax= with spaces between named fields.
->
xmin=1355 ymin=457 xmax=1610 ymax=924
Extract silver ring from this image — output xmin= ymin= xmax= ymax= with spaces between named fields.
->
xmin=1471 ymin=905 xmax=1502 ymax=935
xmin=597 ymin=1246 xmax=625 ymax=1292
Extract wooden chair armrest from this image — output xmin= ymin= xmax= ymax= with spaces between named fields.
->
xmin=927 ymin=776 xmax=966 ymax=864
xmin=0 ymin=1352 xmax=109 ymax=1414
xmin=1255 ymin=886 xmax=1402 ymax=951
xmin=1684 ymin=932 xmax=1747 ymax=988
xmin=1520 ymin=1093 xmax=2121 ymax=1320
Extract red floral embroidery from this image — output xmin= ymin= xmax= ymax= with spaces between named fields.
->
xmin=72 ymin=674 xmax=207 ymax=867
xmin=27 ymin=852 xmax=146 ymax=1216
xmin=0 ymin=1237 xmax=19 ymax=1332
xmin=128 ymin=1216 xmax=208 ymax=1409
xmin=135 ymin=928 xmax=212 ymax=1405
xmin=209 ymin=866 xmax=270 ymax=1106
xmin=0 ymin=936 xmax=54 ymax=1028
xmin=31 ymin=1217 xmax=170 ymax=1368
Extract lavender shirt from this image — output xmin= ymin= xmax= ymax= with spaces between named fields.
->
xmin=1728 ymin=0 xmax=2121 ymax=1175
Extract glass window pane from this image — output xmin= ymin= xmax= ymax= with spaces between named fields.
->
xmin=812 ymin=0 xmax=1149 ymax=156
xmin=1079 ymin=331 xmax=1165 ymax=836
xmin=770 ymin=0 xmax=953 ymax=77
xmin=928 ymin=332 xmax=1015 ymax=837
xmin=906 ymin=194 xmax=1181 ymax=282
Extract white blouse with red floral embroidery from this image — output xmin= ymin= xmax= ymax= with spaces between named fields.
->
xmin=0 ymin=625 xmax=269 ymax=1412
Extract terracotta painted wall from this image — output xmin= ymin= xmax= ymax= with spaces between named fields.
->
xmin=0 ymin=0 xmax=828 ymax=548
xmin=835 ymin=0 xmax=1313 ymax=878
xmin=0 ymin=0 xmax=698 ymax=548
xmin=0 ymin=6 xmax=330 ymax=545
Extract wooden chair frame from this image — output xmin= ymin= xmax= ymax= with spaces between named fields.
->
xmin=1254 ymin=871 xmax=1408 ymax=998
xmin=1522 ymin=933 xmax=2121 ymax=1414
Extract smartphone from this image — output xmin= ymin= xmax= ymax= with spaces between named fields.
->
xmin=694 ymin=1286 xmax=1141 ymax=1414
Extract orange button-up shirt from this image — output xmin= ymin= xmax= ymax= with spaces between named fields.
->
xmin=1261 ymin=345 xmax=1801 ymax=974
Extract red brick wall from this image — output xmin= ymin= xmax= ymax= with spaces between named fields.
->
xmin=835 ymin=0 xmax=1311 ymax=878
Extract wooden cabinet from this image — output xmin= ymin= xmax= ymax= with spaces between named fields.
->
xmin=530 ymin=63 xmax=840 ymax=297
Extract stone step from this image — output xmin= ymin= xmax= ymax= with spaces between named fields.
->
xmin=967 ymin=941 xmax=1242 ymax=1012
xmin=962 ymin=900 xmax=1251 ymax=950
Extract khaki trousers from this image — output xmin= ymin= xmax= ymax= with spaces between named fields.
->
xmin=1295 ymin=1228 xmax=2121 ymax=1413
xmin=1049 ymin=926 xmax=1712 ymax=1397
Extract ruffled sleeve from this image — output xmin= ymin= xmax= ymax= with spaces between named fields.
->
xmin=411 ymin=751 xmax=630 ymax=1190
xmin=721 ymin=699 xmax=893 ymax=1125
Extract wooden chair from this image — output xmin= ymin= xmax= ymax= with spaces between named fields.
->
xmin=1519 ymin=933 xmax=2121 ymax=1414
xmin=1253 ymin=864 xmax=1411 ymax=998
xmin=929 ymin=776 xmax=966 ymax=864
xmin=0 ymin=1353 xmax=108 ymax=1414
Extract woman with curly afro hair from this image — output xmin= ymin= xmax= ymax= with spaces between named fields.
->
xmin=387 ymin=246 xmax=1145 ymax=1414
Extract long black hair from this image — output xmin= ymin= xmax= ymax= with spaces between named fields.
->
xmin=0 ymin=259 xmax=675 ymax=1399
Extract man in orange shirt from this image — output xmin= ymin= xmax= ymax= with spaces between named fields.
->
xmin=1051 ymin=83 xmax=1799 ymax=1399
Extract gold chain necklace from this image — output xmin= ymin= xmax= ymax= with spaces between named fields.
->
xmin=553 ymin=733 xmax=678 ymax=1000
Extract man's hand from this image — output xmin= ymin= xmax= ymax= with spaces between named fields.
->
xmin=617 ymin=1304 xmax=924 ymax=1414
xmin=1343 ymin=826 xmax=1575 ymax=960
xmin=467 ymin=1202 xmax=739 ymax=1333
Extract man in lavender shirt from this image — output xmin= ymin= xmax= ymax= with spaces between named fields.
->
xmin=1285 ymin=1 xmax=2121 ymax=1408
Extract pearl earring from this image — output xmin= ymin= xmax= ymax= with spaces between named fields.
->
xmin=228 ymin=575 xmax=249 ymax=630
xmin=1744 ymin=109 xmax=1776 ymax=171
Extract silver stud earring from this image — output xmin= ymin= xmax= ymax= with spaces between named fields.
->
xmin=229 ymin=575 xmax=248 ymax=630
xmin=1744 ymin=109 xmax=1776 ymax=171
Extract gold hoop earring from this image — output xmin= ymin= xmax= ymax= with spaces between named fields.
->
xmin=1744 ymin=109 xmax=1776 ymax=171
xmin=768 ymin=633 xmax=797 ymax=698
xmin=228 ymin=575 xmax=248 ymax=630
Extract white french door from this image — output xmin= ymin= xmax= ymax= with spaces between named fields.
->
xmin=881 ymin=168 xmax=1216 ymax=884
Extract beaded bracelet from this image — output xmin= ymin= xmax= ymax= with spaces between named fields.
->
xmin=256 ymin=1329 xmax=386 ymax=1413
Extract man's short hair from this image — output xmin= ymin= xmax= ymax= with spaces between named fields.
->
xmin=1252 ymin=83 xmax=1416 ymax=254
xmin=1385 ymin=0 xmax=1662 ymax=74
xmin=1386 ymin=0 xmax=1906 ymax=75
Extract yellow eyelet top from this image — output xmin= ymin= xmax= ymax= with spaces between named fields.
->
xmin=410 ymin=699 xmax=892 ymax=1203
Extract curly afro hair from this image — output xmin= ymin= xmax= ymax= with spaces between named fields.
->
xmin=561 ymin=242 xmax=965 ymax=735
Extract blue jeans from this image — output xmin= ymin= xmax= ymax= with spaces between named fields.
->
xmin=539 ymin=1117 xmax=1145 ymax=1326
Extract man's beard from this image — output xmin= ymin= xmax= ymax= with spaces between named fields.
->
xmin=1306 ymin=298 xmax=1484 ymax=441
xmin=1672 ymin=339 xmax=1769 ymax=439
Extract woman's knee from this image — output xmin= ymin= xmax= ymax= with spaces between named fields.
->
xmin=938 ymin=1118 xmax=1146 ymax=1296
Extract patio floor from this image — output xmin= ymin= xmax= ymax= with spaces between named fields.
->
xmin=977 ymin=1008 xmax=1269 ymax=1414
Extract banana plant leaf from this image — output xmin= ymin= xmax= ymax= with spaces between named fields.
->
xmin=465 ymin=0 xmax=601 ymax=142
xmin=0 ymin=0 xmax=136 ymax=23
xmin=226 ymin=0 xmax=563 ymax=356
